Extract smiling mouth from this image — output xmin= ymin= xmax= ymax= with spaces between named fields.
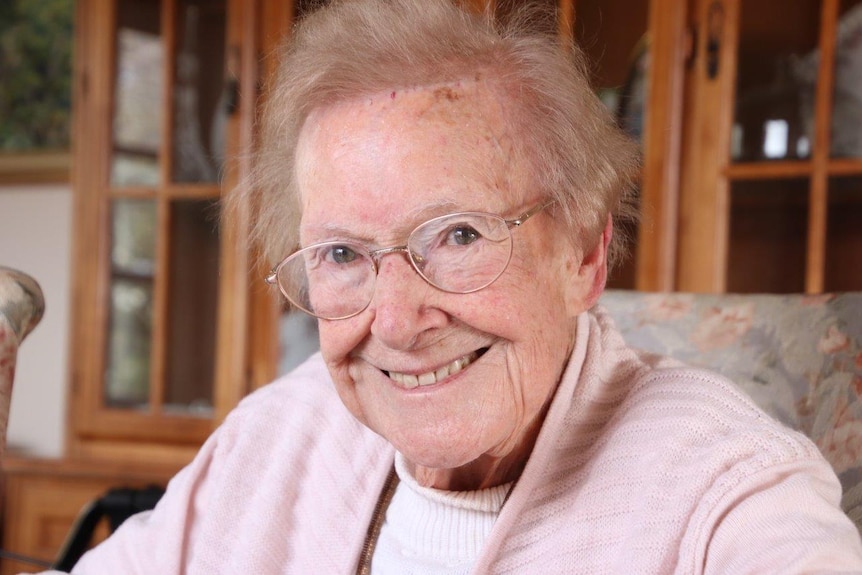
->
xmin=385 ymin=348 xmax=488 ymax=389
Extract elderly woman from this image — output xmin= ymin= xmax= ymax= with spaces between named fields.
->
xmin=56 ymin=0 xmax=862 ymax=573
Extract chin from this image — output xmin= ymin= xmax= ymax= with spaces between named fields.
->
xmin=400 ymin=447 xmax=475 ymax=471
xmin=387 ymin=422 xmax=494 ymax=471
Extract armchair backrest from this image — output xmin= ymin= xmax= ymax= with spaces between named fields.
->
xmin=0 ymin=266 xmax=45 ymax=461
xmin=599 ymin=290 xmax=862 ymax=533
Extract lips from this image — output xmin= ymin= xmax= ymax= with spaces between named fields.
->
xmin=385 ymin=348 xmax=485 ymax=389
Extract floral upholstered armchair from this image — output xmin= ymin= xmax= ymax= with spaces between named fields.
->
xmin=0 ymin=266 xmax=45 ymax=462
xmin=599 ymin=290 xmax=862 ymax=534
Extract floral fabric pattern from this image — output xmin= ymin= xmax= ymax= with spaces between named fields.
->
xmin=0 ymin=266 xmax=45 ymax=460
xmin=599 ymin=290 xmax=862 ymax=531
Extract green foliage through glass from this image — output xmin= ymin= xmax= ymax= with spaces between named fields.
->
xmin=0 ymin=0 xmax=73 ymax=151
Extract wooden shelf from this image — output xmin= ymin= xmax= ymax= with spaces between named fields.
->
xmin=827 ymin=158 xmax=862 ymax=177
xmin=725 ymin=161 xmax=812 ymax=180
xmin=724 ymin=158 xmax=862 ymax=180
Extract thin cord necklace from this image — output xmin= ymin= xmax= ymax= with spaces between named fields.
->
xmin=356 ymin=467 xmax=400 ymax=575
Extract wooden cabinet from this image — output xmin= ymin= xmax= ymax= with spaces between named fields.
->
xmin=679 ymin=0 xmax=862 ymax=293
xmin=572 ymin=0 xmax=862 ymax=294
xmin=67 ymin=0 xmax=261 ymax=466
xmin=1 ymin=457 xmax=179 ymax=575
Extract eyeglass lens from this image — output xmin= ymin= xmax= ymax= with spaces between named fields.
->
xmin=276 ymin=212 xmax=514 ymax=319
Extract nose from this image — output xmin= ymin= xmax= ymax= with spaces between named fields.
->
xmin=367 ymin=250 xmax=446 ymax=350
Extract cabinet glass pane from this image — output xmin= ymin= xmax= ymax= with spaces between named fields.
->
xmin=104 ymin=198 xmax=158 ymax=408
xmin=111 ymin=0 xmax=163 ymax=187
xmin=164 ymin=199 xmax=220 ymax=415
xmin=825 ymin=176 xmax=862 ymax=290
xmin=574 ymin=0 xmax=649 ymax=289
xmin=575 ymin=0 xmax=650 ymax=144
xmin=829 ymin=0 xmax=862 ymax=159
xmin=732 ymin=1 xmax=820 ymax=162
xmin=111 ymin=198 xmax=157 ymax=274
xmin=171 ymin=0 xmax=228 ymax=183
xmin=105 ymin=279 xmax=154 ymax=408
xmin=727 ymin=179 xmax=808 ymax=293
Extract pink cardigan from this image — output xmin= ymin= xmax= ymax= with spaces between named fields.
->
xmin=53 ymin=308 xmax=862 ymax=574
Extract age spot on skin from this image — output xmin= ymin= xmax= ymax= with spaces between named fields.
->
xmin=434 ymin=86 xmax=460 ymax=102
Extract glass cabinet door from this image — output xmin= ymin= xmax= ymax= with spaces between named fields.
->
xmin=104 ymin=0 xmax=226 ymax=418
xmin=725 ymin=0 xmax=821 ymax=293
xmin=71 ymin=0 xmax=253 ymax=458
xmin=679 ymin=0 xmax=862 ymax=293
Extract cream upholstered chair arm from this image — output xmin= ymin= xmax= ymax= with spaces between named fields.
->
xmin=0 ymin=266 xmax=45 ymax=461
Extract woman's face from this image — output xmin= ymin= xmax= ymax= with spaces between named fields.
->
xmin=295 ymin=80 xmax=601 ymax=490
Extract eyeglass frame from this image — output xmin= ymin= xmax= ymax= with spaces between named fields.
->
xmin=265 ymin=200 xmax=554 ymax=320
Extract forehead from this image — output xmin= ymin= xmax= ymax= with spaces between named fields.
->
xmin=303 ymin=77 xmax=513 ymax=143
xmin=296 ymin=79 xmax=519 ymax=181
xmin=295 ymin=79 xmax=531 ymax=241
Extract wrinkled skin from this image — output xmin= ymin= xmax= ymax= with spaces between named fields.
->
xmin=294 ymin=78 xmax=610 ymax=490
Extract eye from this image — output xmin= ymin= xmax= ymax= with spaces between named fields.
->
xmin=328 ymin=245 xmax=358 ymax=264
xmin=448 ymin=225 xmax=481 ymax=246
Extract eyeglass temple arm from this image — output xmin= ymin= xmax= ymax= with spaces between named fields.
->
xmin=507 ymin=200 xmax=554 ymax=228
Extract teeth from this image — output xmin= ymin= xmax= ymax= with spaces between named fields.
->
xmin=388 ymin=351 xmax=478 ymax=388
xmin=418 ymin=372 xmax=436 ymax=386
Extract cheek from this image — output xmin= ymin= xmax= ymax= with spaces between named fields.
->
xmin=497 ymin=257 xmax=569 ymax=321
xmin=459 ymin=275 xmax=566 ymax=348
xmin=318 ymin=322 xmax=370 ymax=420
xmin=317 ymin=319 xmax=369 ymax=365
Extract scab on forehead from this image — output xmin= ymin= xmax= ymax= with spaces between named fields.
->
xmin=386 ymin=83 xmax=465 ymax=104
xmin=433 ymin=86 xmax=461 ymax=102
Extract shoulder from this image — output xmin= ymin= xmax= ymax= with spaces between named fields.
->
xmin=574 ymin=308 xmax=831 ymax=501
xmin=613 ymin=367 xmax=828 ymax=485
xmin=582 ymin=305 xmax=823 ymax=466
xmin=626 ymin=365 xmax=823 ymax=464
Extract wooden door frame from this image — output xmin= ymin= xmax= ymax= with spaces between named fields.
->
xmin=636 ymin=0 xmax=689 ymax=291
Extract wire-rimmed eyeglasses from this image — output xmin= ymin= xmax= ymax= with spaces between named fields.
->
xmin=266 ymin=201 xmax=552 ymax=320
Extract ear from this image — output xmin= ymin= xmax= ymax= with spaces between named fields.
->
xmin=566 ymin=215 xmax=612 ymax=315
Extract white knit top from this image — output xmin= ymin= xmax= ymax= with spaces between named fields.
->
xmin=371 ymin=453 xmax=512 ymax=574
